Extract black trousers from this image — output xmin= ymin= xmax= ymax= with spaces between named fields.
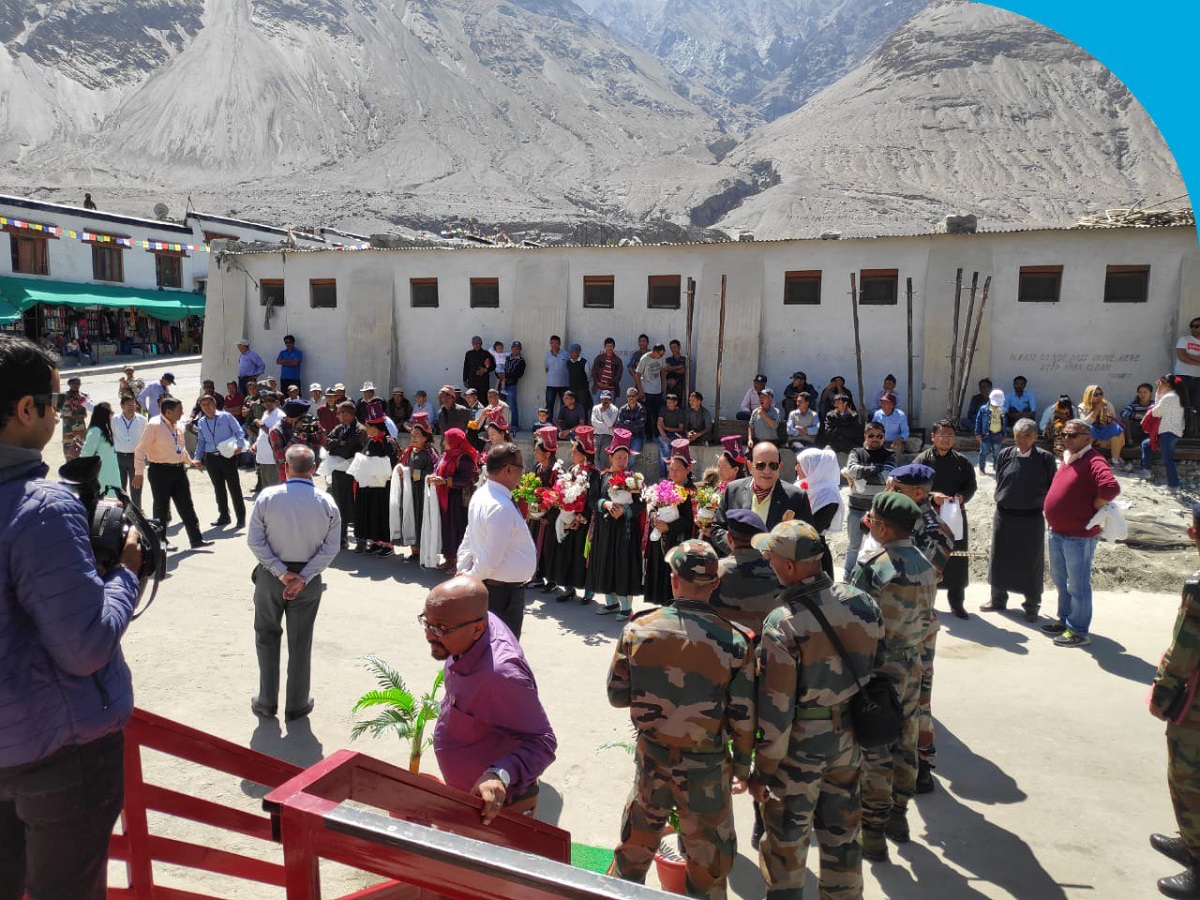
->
xmin=147 ymin=462 xmax=203 ymax=544
xmin=204 ymin=453 xmax=246 ymax=523
xmin=485 ymin=580 xmax=526 ymax=641
xmin=0 ymin=730 xmax=124 ymax=900
xmin=329 ymin=470 xmax=355 ymax=541
xmin=281 ymin=378 xmax=302 ymax=394
xmin=116 ymin=451 xmax=142 ymax=509
xmin=643 ymin=393 xmax=662 ymax=439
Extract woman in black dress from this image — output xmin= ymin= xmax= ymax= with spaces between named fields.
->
xmin=528 ymin=425 xmax=563 ymax=594
xmin=354 ymin=406 xmax=399 ymax=557
xmin=428 ymin=427 xmax=479 ymax=572
xmin=586 ymin=428 xmax=645 ymax=619
xmin=643 ymin=439 xmax=696 ymax=606
xmin=913 ymin=419 xmax=978 ymax=619
xmin=554 ymin=426 xmax=600 ymax=602
xmin=398 ymin=412 xmax=438 ymax=560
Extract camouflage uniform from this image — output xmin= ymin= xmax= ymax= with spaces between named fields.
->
xmin=849 ymin=537 xmax=937 ymax=831
xmin=1152 ymin=571 xmax=1200 ymax=860
xmin=712 ymin=546 xmax=782 ymax=636
xmin=754 ymin=572 xmax=883 ymax=899
xmin=910 ymin=501 xmax=954 ymax=765
xmin=607 ymin=542 xmax=756 ymax=900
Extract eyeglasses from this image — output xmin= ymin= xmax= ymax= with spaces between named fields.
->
xmin=1093 ymin=390 xmax=1103 ymax=396
xmin=1061 ymin=431 xmax=1088 ymax=439
xmin=417 ymin=614 xmax=484 ymax=638
xmin=752 ymin=461 xmax=781 ymax=471
xmin=865 ymin=432 xmax=884 ymax=440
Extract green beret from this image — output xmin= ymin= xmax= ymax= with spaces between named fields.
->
xmin=872 ymin=491 xmax=922 ymax=529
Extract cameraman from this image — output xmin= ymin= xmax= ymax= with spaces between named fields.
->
xmin=0 ymin=336 xmax=142 ymax=899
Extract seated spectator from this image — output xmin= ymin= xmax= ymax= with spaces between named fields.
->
xmin=822 ymin=393 xmax=860 ymax=459
xmin=657 ymin=393 xmax=687 ymax=475
xmin=1043 ymin=395 xmax=1076 ymax=459
xmin=782 ymin=371 xmax=817 ymax=413
xmin=388 ymin=388 xmax=413 ymax=427
xmin=1121 ymin=382 xmax=1155 ymax=445
xmin=737 ymin=374 xmax=769 ymax=421
xmin=872 ymin=392 xmax=910 ymax=456
xmin=615 ymin=387 xmax=647 ymax=453
xmin=964 ymin=377 xmax=993 ymax=430
xmin=786 ymin=393 xmax=819 ymax=451
xmin=819 ymin=376 xmax=857 ymax=418
xmin=1005 ymin=375 xmax=1037 ymax=427
xmin=1040 ymin=393 xmax=1076 ymax=432
xmin=1079 ymin=384 xmax=1129 ymax=470
xmin=871 ymin=374 xmax=902 ymax=414
xmin=684 ymin=391 xmax=713 ymax=445
xmin=409 ymin=390 xmax=437 ymax=432
xmin=556 ymin=390 xmax=585 ymax=440
xmin=748 ymin=388 xmax=781 ymax=446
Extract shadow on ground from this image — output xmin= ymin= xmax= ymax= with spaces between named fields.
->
xmin=240 ymin=716 xmax=325 ymax=799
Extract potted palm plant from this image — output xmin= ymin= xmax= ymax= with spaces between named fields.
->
xmin=350 ymin=655 xmax=444 ymax=774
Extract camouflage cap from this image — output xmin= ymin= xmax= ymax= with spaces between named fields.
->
xmin=666 ymin=540 xmax=721 ymax=584
xmin=751 ymin=519 xmax=825 ymax=562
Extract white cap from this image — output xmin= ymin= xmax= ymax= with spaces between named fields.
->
xmin=989 ymin=389 xmax=1006 ymax=407
xmin=309 ymin=382 xmax=322 ymax=392
xmin=236 ymin=338 xmax=250 ymax=346
xmin=361 ymin=381 xmax=375 ymax=392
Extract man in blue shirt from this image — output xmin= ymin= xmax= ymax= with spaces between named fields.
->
xmin=193 ymin=394 xmax=249 ymax=528
xmin=872 ymin=392 xmax=910 ymax=456
xmin=544 ymin=334 xmax=569 ymax=422
xmin=236 ymin=339 xmax=267 ymax=395
xmin=1005 ymin=375 xmax=1037 ymax=429
xmin=276 ymin=335 xmax=303 ymax=394
xmin=138 ymin=371 xmax=175 ymax=419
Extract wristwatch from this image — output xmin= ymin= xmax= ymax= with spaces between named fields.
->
xmin=487 ymin=767 xmax=511 ymax=788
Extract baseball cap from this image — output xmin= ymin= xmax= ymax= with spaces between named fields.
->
xmin=752 ymin=519 xmax=825 ymax=562
xmin=162 ymin=372 xmax=176 ymax=383
xmin=600 ymin=390 xmax=614 ymax=400
xmin=309 ymin=382 xmax=322 ymax=392
xmin=753 ymin=374 xmax=768 ymax=383
xmin=760 ymin=387 xmax=775 ymax=398
xmin=666 ymin=540 xmax=721 ymax=584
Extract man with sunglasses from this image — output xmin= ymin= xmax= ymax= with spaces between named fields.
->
xmin=457 ymin=443 xmax=537 ymax=639
xmin=711 ymin=441 xmax=813 ymax=556
xmin=1041 ymin=419 xmax=1120 ymax=648
xmin=425 ymin=575 xmax=556 ymax=823
xmin=0 ymin=335 xmax=143 ymax=899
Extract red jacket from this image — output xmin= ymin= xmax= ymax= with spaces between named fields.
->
xmin=1044 ymin=447 xmax=1120 ymax=538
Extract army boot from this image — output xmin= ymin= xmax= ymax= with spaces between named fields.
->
xmin=916 ymin=759 xmax=936 ymax=794
xmin=884 ymin=806 xmax=911 ymax=843
xmin=1153 ymin=834 xmax=1193 ymax=867
xmin=1159 ymin=860 xmax=1200 ymax=899
xmin=861 ymin=827 xmax=889 ymax=862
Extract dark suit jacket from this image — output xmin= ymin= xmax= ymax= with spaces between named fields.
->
xmin=710 ymin=477 xmax=814 ymax=556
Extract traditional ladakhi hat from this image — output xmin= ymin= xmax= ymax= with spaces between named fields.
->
xmin=573 ymin=425 xmax=597 ymax=456
xmin=881 ymin=391 xmax=898 ymax=405
xmin=669 ymin=438 xmax=693 ymax=467
xmin=482 ymin=406 xmax=509 ymax=430
xmin=720 ymin=434 xmax=747 ymax=463
xmin=409 ymin=411 xmax=433 ymax=435
xmin=534 ymin=425 xmax=559 ymax=452
xmin=364 ymin=398 xmax=388 ymax=425
xmin=606 ymin=427 xmax=633 ymax=455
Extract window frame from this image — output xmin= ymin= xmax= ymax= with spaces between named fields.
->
xmin=1103 ymin=264 xmax=1150 ymax=304
xmin=260 ymin=278 xmax=285 ymax=307
xmin=152 ymin=250 xmax=184 ymax=289
xmin=9 ymin=233 xmax=51 ymax=276
xmin=783 ymin=270 xmax=822 ymax=305
xmin=582 ymin=275 xmax=615 ymax=309
xmin=647 ymin=274 xmax=682 ymax=310
xmin=309 ymin=278 xmax=337 ymax=309
xmin=1017 ymin=265 xmax=1063 ymax=303
xmin=858 ymin=268 xmax=898 ymax=306
xmin=90 ymin=243 xmax=125 ymax=283
xmin=469 ymin=277 xmax=500 ymax=309
xmin=410 ymin=277 xmax=440 ymax=308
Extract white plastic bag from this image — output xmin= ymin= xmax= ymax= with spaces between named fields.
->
xmin=1086 ymin=499 xmax=1130 ymax=542
xmin=939 ymin=499 xmax=964 ymax=541
xmin=217 ymin=436 xmax=241 ymax=459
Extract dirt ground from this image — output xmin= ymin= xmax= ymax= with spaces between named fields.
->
xmin=54 ymin=361 xmax=1194 ymax=898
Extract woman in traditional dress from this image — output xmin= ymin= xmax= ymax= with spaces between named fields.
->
xmin=913 ymin=419 xmax=978 ymax=620
xmin=642 ymin=439 xmax=696 ymax=606
xmin=78 ymin=402 xmax=121 ymax=492
xmin=586 ymin=428 xmax=645 ymax=619
xmin=1079 ymin=383 xmax=1130 ymax=470
xmin=398 ymin=412 xmax=437 ymax=560
xmin=528 ymin=426 xmax=562 ymax=594
xmin=795 ymin=445 xmax=844 ymax=578
xmin=427 ymin=428 xmax=479 ymax=572
xmin=353 ymin=401 xmax=400 ymax=557
xmin=554 ymin=426 xmax=600 ymax=602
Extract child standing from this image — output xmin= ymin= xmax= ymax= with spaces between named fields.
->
xmin=973 ymin=388 xmax=1007 ymax=475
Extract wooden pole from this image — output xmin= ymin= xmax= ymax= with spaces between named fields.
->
xmin=713 ymin=275 xmax=727 ymax=428
xmin=849 ymin=273 xmax=866 ymax=414
xmin=947 ymin=268 xmax=963 ymax=421
xmin=957 ymin=275 xmax=992 ymax=420
xmin=906 ymin=277 xmax=914 ymax=424
xmin=685 ymin=276 xmax=696 ymax=394
xmin=959 ymin=271 xmax=979 ymax=391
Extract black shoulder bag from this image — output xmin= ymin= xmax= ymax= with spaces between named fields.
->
xmin=793 ymin=594 xmax=903 ymax=749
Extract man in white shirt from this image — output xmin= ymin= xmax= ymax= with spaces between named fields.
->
xmin=255 ymin=395 xmax=284 ymax=490
xmin=457 ymin=443 xmax=537 ymax=640
xmin=112 ymin=394 xmax=147 ymax=508
xmin=1175 ymin=316 xmax=1200 ymax=425
xmin=591 ymin=390 xmax=619 ymax=469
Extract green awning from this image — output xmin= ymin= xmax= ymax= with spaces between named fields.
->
xmin=0 ymin=275 xmax=206 ymax=322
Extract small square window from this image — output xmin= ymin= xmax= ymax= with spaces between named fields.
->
xmin=647 ymin=274 xmax=681 ymax=309
xmin=470 ymin=277 xmax=499 ymax=309
xmin=153 ymin=252 xmax=183 ymax=289
xmin=260 ymin=278 xmax=285 ymax=307
xmin=784 ymin=270 xmax=822 ymax=305
xmin=310 ymin=278 xmax=337 ymax=308
xmin=1103 ymin=265 xmax=1150 ymax=303
xmin=583 ymin=275 xmax=615 ymax=309
xmin=1018 ymin=265 xmax=1063 ymax=303
xmin=859 ymin=269 xmax=898 ymax=305
xmin=410 ymin=278 xmax=439 ymax=308
xmin=9 ymin=234 xmax=49 ymax=275
xmin=92 ymin=245 xmax=124 ymax=283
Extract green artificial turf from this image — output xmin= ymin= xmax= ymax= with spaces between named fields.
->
xmin=571 ymin=842 xmax=614 ymax=874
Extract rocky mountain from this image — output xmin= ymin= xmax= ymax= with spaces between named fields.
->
xmin=574 ymin=0 xmax=929 ymax=121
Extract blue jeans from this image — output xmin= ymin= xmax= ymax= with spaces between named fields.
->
xmin=507 ymin=381 xmax=520 ymax=432
xmin=629 ymin=435 xmax=645 ymax=455
xmin=978 ymin=432 xmax=1002 ymax=472
xmin=1048 ymin=531 xmax=1098 ymax=635
xmin=1142 ymin=432 xmax=1179 ymax=488
xmin=658 ymin=434 xmax=685 ymax=476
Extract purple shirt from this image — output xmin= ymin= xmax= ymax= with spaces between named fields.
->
xmin=433 ymin=613 xmax=557 ymax=796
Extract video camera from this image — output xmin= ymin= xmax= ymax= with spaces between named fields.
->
xmin=58 ymin=456 xmax=168 ymax=617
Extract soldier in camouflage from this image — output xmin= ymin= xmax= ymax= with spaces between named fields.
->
xmin=750 ymin=519 xmax=884 ymax=899
xmin=848 ymin=492 xmax=937 ymax=862
xmin=1150 ymin=520 xmax=1200 ymax=899
xmin=888 ymin=463 xmax=954 ymax=795
xmin=607 ymin=539 xmax=756 ymax=899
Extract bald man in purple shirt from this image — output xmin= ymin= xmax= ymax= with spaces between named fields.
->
xmin=423 ymin=575 xmax=557 ymax=823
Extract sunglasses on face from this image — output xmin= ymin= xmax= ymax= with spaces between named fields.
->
xmin=752 ymin=461 xmax=781 ymax=471
xmin=417 ymin=614 xmax=484 ymax=638
xmin=1062 ymin=431 xmax=1088 ymax=439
